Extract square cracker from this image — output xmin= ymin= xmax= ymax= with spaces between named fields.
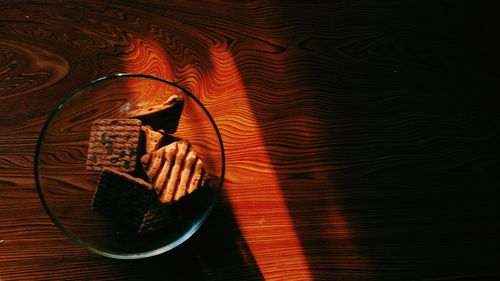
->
xmin=86 ymin=119 xmax=141 ymax=172
xmin=91 ymin=168 xmax=156 ymax=228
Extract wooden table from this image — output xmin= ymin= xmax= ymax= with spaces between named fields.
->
xmin=1 ymin=1 xmax=499 ymax=280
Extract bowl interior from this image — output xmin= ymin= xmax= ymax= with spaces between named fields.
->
xmin=35 ymin=74 xmax=224 ymax=259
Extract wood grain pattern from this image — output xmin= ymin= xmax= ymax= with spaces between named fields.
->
xmin=1 ymin=0 xmax=500 ymax=280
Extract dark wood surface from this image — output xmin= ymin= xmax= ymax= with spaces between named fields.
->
xmin=1 ymin=1 xmax=499 ymax=280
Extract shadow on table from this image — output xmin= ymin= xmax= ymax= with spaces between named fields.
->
xmin=108 ymin=192 xmax=264 ymax=281
xmin=236 ymin=1 xmax=500 ymax=280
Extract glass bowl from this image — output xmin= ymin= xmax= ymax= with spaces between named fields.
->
xmin=35 ymin=74 xmax=224 ymax=259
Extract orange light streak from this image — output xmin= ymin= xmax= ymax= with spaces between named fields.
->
xmin=205 ymin=44 xmax=313 ymax=280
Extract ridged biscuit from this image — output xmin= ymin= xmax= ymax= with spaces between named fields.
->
xmin=140 ymin=140 xmax=206 ymax=204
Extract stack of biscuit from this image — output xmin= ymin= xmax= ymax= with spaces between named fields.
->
xmin=86 ymin=95 xmax=208 ymax=233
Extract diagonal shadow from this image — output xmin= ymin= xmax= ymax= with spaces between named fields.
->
xmin=105 ymin=193 xmax=264 ymax=281
xmin=228 ymin=1 xmax=500 ymax=280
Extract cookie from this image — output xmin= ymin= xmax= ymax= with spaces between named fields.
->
xmin=140 ymin=125 xmax=164 ymax=154
xmin=138 ymin=200 xmax=179 ymax=233
xmin=140 ymin=184 xmax=214 ymax=234
xmin=86 ymin=119 xmax=141 ymax=172
xmin=128 ymin=95 xmax=184 ymax=133
xmin=91 ymin=168 xmax=157 ymax=228
xmin=140 ymin=140 xmax=207 ymax=204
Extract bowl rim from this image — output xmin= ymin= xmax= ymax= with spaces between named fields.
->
xmin=34 ymin=73 xmax=225 ymax=259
